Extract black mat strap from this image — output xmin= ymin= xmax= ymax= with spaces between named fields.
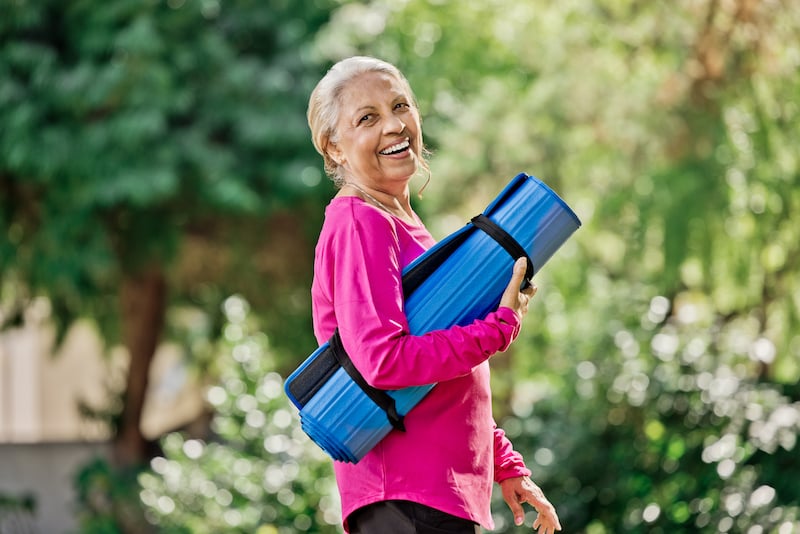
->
xmin=470 ymin=214 xmax=534 ymax=289
xmin=330 ymin=329 xmax=406 ymax=432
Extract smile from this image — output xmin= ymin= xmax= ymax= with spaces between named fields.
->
xmin=379 ymin=139 xmax=410 ymax=155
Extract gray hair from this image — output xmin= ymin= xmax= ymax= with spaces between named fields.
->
xmin=307 ymin=56 xmax=430 ymax=188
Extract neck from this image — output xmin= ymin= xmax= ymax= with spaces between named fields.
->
xmin=343 ymin=181 xmax=414 ymax=221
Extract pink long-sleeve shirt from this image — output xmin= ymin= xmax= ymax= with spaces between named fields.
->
xmin=311 ymin=197 xmax=531 ymax=532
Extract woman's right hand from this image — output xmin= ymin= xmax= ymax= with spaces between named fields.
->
xmin=499 ymin=257 xmax=537 ymax=319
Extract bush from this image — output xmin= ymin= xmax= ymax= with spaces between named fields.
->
xmin=138 ymin=295 xmax=339 ymax=533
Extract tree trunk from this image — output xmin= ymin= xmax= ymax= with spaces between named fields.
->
xmin=113 ymin=267 xmax=167 ymax=468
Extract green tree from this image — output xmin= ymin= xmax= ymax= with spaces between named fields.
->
xmin=310 ymin=0 xmax=800 ymax=532
xmin=137 ymin=295 xmax=338 ymax=534
xmin=0 ymin=0 xmax=334 ymax=471
xmin=1 ymin=2 xmax=341 ymax=532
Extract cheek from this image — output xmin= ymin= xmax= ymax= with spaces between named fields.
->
xmin=353 ymin=133 xmax=379 ymax=157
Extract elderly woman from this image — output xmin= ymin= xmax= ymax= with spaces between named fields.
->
xmin=306 ymin=56 xmax=561 ymax=534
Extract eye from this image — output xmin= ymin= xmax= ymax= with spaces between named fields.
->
xmin=395 ymin=102 xmax=410 ymax=110
xmin=358 ymin=113 xmax=373 ymax=124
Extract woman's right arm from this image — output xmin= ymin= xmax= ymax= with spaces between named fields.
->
xmin=327 ymin=205 xmax=534 ymax=390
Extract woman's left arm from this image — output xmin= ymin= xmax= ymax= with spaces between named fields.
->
xmin=494 ymin=426 xmax=561 ymax=533
xmin=493 ymin=425 xmax=530 ymax=482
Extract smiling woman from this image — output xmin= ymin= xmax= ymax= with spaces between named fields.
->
xmin=329 ymin=70 xmax=421 ymax=224
xmin=301 ymin=56 xmax=562 ymax=534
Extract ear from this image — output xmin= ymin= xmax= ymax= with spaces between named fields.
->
xmin=325 ymin=141 xmax=344 ymax=166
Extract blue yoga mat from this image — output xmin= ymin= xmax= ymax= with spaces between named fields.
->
xmin=285 ymin=173 xmax=581 ymax=462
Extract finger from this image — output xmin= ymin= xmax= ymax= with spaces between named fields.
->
xmin=522 ymin=282 xmax=537 ymax=297
xmin=506 ymin=497 xmax=524 ymax=526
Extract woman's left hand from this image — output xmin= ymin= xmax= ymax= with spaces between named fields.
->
xmin=500 ymin=475 xmax=561 ymax=533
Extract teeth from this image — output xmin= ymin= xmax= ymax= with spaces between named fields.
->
xmin=380 ymin=140 xmax=410 ymax=155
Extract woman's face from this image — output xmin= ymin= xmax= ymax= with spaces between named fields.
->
xmin=328 ymin=71 xmax=421 ymax=188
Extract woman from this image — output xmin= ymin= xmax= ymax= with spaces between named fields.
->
xmin=307 ymin=56 xmax=561 ymax=534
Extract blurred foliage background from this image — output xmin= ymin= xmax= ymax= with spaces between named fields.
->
xmin=1 ymin=0 xmax=799 ymax=533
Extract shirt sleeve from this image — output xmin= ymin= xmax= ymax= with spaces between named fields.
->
xmin=493 ymin=424 xmax=532 ymax=483
xmin=328 ymin=202 xmax=522 ymax=390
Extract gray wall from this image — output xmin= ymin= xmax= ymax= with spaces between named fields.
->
xmin=0 ymin=442 xmax=110 ymax=534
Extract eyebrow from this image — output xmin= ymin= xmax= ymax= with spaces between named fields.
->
xmin=353 ymin=95 xmax=408 ymax=114
xmin=354 ymin=105 xmax=377 ymax=115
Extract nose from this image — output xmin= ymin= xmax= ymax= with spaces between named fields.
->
xmin=385 ymin=115 xmax=406 ymax=134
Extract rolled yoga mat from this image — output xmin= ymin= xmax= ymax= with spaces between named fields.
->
xmin=285 ymin=173 xmax=582 ymax=462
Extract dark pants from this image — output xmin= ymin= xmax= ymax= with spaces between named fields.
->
xmin=348 ymin=500 xmax=481 ymax=534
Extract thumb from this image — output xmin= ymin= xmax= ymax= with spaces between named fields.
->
xmin=500 ymin=258 xmax=531 ymax=312
xmin=510 ymin=257 xmax=529 ymax=288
